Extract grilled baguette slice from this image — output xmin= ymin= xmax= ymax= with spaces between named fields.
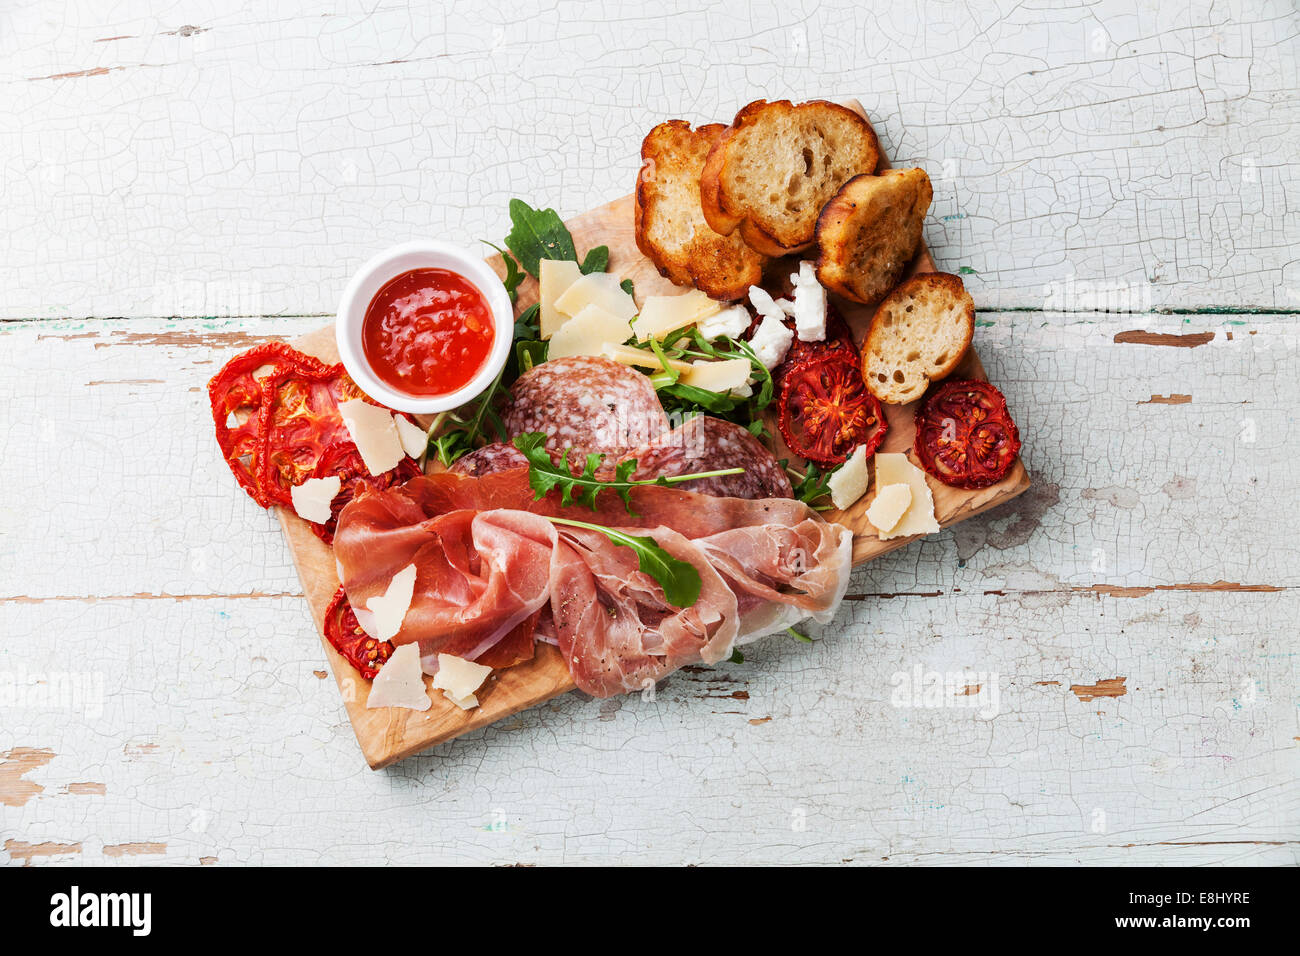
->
xmin=861 ymin=272 xmax=974 ymax=404
xmin=634 ymin=120 xmax=767 ymax=300
xmin=699 ymin=99 xmax=881 ymax=257
xmin=814 ymin=168 xmax=932 ymax=305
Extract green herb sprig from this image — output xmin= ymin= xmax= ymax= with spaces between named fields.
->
xmin=512 ymin=432 xmax=743 ymax=512
xmin=546 ymin=516 xmax=701 ymax=608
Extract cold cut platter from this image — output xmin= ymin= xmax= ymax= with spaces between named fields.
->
xmin=207 ymin=99 xmax=1029 ymax=767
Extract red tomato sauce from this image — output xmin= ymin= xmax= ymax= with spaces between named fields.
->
xmin=361 ymin=268 xmax=495 ymax=397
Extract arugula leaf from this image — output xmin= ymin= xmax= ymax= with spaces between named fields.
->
xmin=580 ymin=245 xmax=610 ymax=275
xmin=727 ymin=648 xmax=744 ymax=664
xmin=788 ymin=627 xmax=813 ymax=644
xmin=426 ymin=364 xmax=509 ymax=467
xmin=484 ymin=242 xmax=525 ymax=305
xmin=620 ymin=278 xmax=635 ymax=298
xmin=512 ymin=431 xmax=744 ymax=513
xmin=790 ymin=461 xmax=837 ymax=507
xmin=515 ymin=337 xmax=548 ymax=375
xmin=504 ymin=199 xmax=577 ymax=278
xmin=547 ymin=516 xmax=701 ymax=608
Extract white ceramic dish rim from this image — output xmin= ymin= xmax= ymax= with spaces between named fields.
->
xmin=335 ymin=241 xmax=512 ymax=415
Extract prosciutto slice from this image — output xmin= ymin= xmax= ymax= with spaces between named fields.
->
xmin=333 ymin=468 xmax=852 ymax=696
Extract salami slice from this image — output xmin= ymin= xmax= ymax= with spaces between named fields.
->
xmin=448 ymin=442 xmax=527 ymax=477
xmin=503 ymin=356 xmax=669 ymax=461
xmin=622 ymin=415 xmax=793 ymax=500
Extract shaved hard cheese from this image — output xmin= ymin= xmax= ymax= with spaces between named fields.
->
xmin=635 ymin=290 xmax=722 ymax=339
xmin=697 ymin=304 xmax=751 ymax=341
xmin=680 ymin=358 xmax=751 ymax=394
xmin=290 ymin=474 xmax=341 ymax=524
xmin=873 ymin=453 xmax=940 ymax=539
xmin=366 ymin=643 xmax=431 ymax=711
xmin=554 ymin=272 xmax=637 ymax=324
xmin=602 ymin=342 xmax=692 ymax=375
xmin=394 ymin=415 xmax=428 ymax=460
xmin=828 ymin=444 xmax=870 ymax=510
xmin=338 ymin=400 xmax=405 ymax=476
xmin=548 ymin=304 xmax=638 ymax=360
xmin=432 ymin=653 xmax=492 ymax=708
xmin=364 ymin=563 xmax=417 ymax=642
xmin=539 ymin=258 xmax=583 ymax=339
xmin=866 ymin=482 xmax=913 ymax=534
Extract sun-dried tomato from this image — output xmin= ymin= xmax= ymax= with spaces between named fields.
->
xmin=255 ymin=361 xmax=368 ymax=508
xmin=323 ymin=586 xmax=393 ymax=680
xmin=777 ymin=355 xmax=887 ymax=466
xmin=208 ymin=342 xmax=331 ymax=506
xmin=914 ymin=380 xmax=1021 ymax=489
xmin=306 ymin=442 xmax=421 ymax=544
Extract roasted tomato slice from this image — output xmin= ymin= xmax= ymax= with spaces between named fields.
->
xmin=914 ymin=379 xmax=1021 ymax=489
xmin=306 ymin=442 xmax=422 ymax=544
xmin=784 ymin=302 xmax=857 ymax=371
xmin=256 ymin=362 xmax=368 ymax=507
xmin=208 ymin=342 xmax=330 ymax=506
xmin=323 ymin=586 xmax=393 ymax=680
xmin=778 ymin=355 xmax=887 ymax=466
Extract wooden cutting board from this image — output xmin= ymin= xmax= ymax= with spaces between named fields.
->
xmin=278 ymin=103 xmax=1030 ymax=768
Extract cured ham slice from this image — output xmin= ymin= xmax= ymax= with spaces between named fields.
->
xmin=333 ymin=469 xmax=852 ymax=696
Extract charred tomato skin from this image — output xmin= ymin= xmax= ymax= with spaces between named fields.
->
xmin=777 ymin=355 xmax=888 ymax=467
xmin=914 ymin=379 xmax=1021 ymax=489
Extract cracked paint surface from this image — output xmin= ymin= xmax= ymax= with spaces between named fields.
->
xmin=0 ymin=0 xmax=1297 ymax=865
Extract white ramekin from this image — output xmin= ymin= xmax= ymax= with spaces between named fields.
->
xmin=335 ymin=241 xmax=513 ymax=414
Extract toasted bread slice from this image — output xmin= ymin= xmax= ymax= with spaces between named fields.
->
xmin=699 ymin=99 xmax=880 ymax=257
xmin=634 ymin=120 xmax=767 ymax=300
xmin=814 ymin=168 xmax=932 ymax=305
xmin=862 ymin=272 xmax=974 ymax=404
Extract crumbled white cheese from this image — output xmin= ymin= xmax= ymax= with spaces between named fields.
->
xmin=432 ymin=653 xmax=492 ymax=704
xmin=748 ymin=313 xmax=794 ymax=369
xmin=697 ymin=304 xmax=751 ymax=341
xmin=828 ymin=444 xmax=870 ymax=510
xmin=773 ymin=297 xmax=795 ymax=315
xmin=748 ymin=286 xmax=787 ymax=324
xmin=393 ymin=415 xmax=428 ymax=460
xmin=289 ymin=475 xmax=341 ymax=524
xmin=789 ymin=260 xmax=827 ymax=342
xmin=366 ymin=643 xmax=431 ymax=711
xmin=338 ymin=400 xmax=405 ymax=476
xmin=364 ymin=564 xmax=417 ymax=642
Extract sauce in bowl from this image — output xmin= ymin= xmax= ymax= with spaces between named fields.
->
xmin=361 ymin=268 xmax=495 ymax=398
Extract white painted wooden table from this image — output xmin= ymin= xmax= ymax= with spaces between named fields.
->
xmin=2 ymin=0 xmax=1296 ymax=866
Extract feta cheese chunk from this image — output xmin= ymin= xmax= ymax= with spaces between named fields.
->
xmin=290 ymin=475 xmax=341 ymax=524
xmin=748 ymin=285 xmax=788 ymax=324
xmin=697 ymin=304 xmax=751 ymax=341
xmin=828 ymin=444 xmax=870 ymax=510
xmin=790 ymin=260 xmax=827 ymax=342
xmin=748 ymin=313 xmax=794 ymax=369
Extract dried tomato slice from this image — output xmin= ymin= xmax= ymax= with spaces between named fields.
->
xmin=778 ymin=355 xmax=887 ymax=466
xmin=914 ymin=380 xmax=1021 ymax=489
xmin=306 ymin=442 xmax=421 ymax=544
xmin=208 ymin=342 xmax=330 ymax=506
xmin=323 ymin=586 xmax=393 ymax=680
xmin=256 ymin=362 xmax=368 ymax=508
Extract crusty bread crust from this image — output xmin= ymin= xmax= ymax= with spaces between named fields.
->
xmin=861 ymin=272 xmax=974 ymax=404
xmin=814 ymin=168 xmax=932 ymax=306
xmin=635 ymin=120 xmax=767 ymax=300
xmin=699 ymin=99 xmax=881 ymax=257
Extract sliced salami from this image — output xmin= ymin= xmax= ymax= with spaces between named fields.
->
xmin=621 ymin=415 xmax=793 ymax=500
xmin=448 ymin=442 xmax=527 ymax=477
xmin=503 ymin=356 xmax=669 ymax=461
